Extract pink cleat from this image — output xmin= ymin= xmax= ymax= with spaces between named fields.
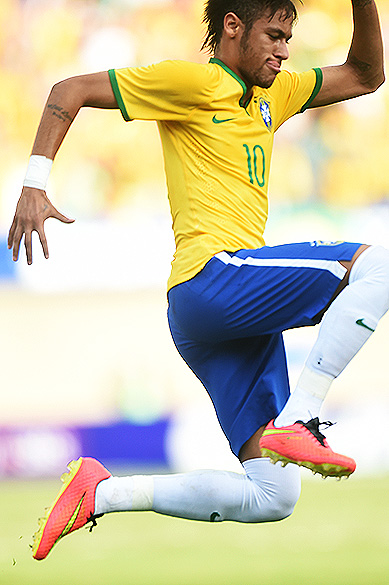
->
xmin=32 ymin=457 xmax=111 ymax=560
xmin=259 ymin=418 xmax=356 ymax=478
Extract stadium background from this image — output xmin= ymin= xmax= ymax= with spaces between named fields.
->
xmin=0 ymin=1 xmax=389 ymax=583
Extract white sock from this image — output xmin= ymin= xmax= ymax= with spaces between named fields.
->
xmin=274 ymin=368 xmax=332 ymax=427
xmin=95 ymin=475 xmax=154 ymax=514
xmin=275 ymin=245 xmax=389 ymax=427
xmin=95 ymin=458 xmax=301 ymax=523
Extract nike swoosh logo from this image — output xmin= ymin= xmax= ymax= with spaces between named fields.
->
xmin=356 ymin=318 xmax=375 ymax=332
xmin=212 ymin=115 xmax=235 ymax=124
xmin=262 ymin=429 xmax=295 ymax=436
xmin=56 ymin=493 xmax=86 ymax=542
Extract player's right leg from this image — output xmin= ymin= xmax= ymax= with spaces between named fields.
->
xmin=32 ymin=325 xmax=302 ymax=560
xmin=32 ymin=327 xmax=302 ymax=560
xmin=32 ymin=455 xmax=301 ymax=560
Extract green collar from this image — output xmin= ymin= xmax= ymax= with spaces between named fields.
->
xmin=209 ymin=57 xmax=251 ymax=108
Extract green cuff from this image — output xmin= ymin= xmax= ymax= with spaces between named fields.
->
xmin=108 ymin=69 xmax=131 ymax=122
xmin=300 ymin=68 xmax=323 ymax=112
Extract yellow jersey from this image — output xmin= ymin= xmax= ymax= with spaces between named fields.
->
xmin=108 ymin=59 xmax=322 ymax=290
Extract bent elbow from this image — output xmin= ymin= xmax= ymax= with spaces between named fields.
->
xmin=346 ymin=56 xmax=385 ymax=95
xmin=366 ymin=70 xmax=385 ymax=93
xmin=375 ymin=70 xmax=386 ymax=90
xmin=50 ymin=77 xmax=74 ymax=96
xmin=49 ymin=77 xmax=88 ymax=109
xmin=359 ymin=66 xmax=386 ymax=94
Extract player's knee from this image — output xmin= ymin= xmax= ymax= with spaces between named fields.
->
xmin=252 ymin=480 xmax=300 ymax=522
xmin=349 ymin=245 xmax=389 ymax=319
xmin=267 ymin=484 xmax=300 ymax=521
xmin=243 ymin=461 xmax=301 ymax=523
xmin=351 ymin=245 xmax=389 ymax=287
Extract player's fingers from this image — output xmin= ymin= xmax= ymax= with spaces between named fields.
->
xmin=38 ymin=227 xmax=49 ymax=260
xmin=24 ymin=230 xmax=33 ymax=265
xmin=7 ymin=217 xmax=16 ymax=249
xmin=11 ymin=228 xmax=23 ymax=262
xmin=50 ymin=208 xmax=75 ymax=224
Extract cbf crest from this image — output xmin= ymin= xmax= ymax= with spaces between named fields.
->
xmin=259 ymin=98 xmax=272 ymax=131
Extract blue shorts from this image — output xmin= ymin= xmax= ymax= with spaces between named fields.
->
xmin=167 ymin=241 xmax=361 ymax=457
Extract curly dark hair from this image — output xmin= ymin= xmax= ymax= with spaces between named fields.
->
xmin=202 ymin=0 xmax=300 ymax=53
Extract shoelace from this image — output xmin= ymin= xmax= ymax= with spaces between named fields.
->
xmin=86 ymin=513 xmax=104 ymax=533
xmin=297 ymin=417 xmax=336 ymax=446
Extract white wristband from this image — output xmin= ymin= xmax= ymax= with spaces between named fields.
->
xmin=23 ymin=155 xmax=53 ymax=190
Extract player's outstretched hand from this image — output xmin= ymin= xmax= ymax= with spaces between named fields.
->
xmin=8 ymin=187 xmax=74 ymax=265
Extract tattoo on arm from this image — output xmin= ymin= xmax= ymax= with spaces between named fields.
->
xmin=348 ymin=55 xmax=372 ymax=74
xmin=47 ymin=103 xmax=74 ymax=123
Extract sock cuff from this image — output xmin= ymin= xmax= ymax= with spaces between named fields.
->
xmin=132 ymin=475 xmax=154 ymax=510
xmin=296 ymin=367 xmax=333 ymax=399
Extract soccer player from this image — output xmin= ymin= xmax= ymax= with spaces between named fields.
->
xmin=8 ymin=0 xmax=389 ymax=561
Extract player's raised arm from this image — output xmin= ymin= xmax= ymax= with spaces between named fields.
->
xmin=8 ymin=71 xmax=118 ymax=264
xmin=308 ymin=0 xmax=385 ymax=108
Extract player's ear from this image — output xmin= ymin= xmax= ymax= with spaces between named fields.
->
xmin=223 ymin=12 xmax=244 ymax=40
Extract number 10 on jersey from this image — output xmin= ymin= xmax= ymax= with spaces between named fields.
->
xmin=243 ymin=144 xmax=265 ymax=187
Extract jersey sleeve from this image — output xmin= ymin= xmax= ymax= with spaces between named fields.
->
xmin=271 ymin=68 xmax=323 ymax=130
xmin=109 ymin=60 xmax=218 ymax=122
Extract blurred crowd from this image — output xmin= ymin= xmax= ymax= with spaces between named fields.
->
xmin=1 ymin=0 xmax=389 ymax=234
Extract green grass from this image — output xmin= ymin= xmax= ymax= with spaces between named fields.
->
xmin=0 ymin=473 xmax=388 ymax=585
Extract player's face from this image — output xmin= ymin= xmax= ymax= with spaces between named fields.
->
xmin=237 ymin=10 xmax=293 ymax=89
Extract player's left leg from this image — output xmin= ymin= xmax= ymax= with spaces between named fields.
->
xmin=168 ymin=242 xmax=367 ymax=477
xmin=261 ymin=244 xmax=389 ymax=474
xmin=271 ymin=244 xmax=389 ymax=424
xmin=169 ymin=241 xmax=389 ymax=477
xmin=273 ymin=244 xmax=389 ymax=427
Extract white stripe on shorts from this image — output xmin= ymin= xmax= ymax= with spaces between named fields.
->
xmin=214 ymin=251 xmax=347 ymax=280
